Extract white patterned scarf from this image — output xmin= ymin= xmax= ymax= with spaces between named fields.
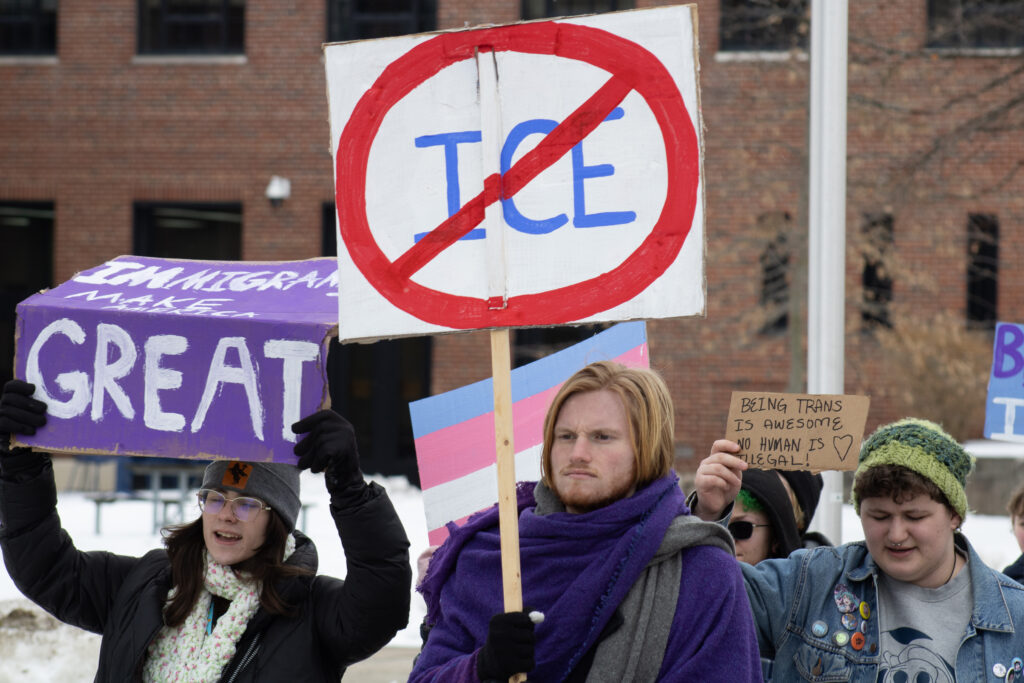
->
xmin=142 ymin=535 xmax=296 ymax=682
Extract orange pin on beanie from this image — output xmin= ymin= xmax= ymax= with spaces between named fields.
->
xmin=202 ymin=460 xmax=301 ymax=531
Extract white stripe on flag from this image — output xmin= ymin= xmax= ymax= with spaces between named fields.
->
xmin=421 ymin=444 xmax=543 ymax=532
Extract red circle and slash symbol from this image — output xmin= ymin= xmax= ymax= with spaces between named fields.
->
xmin=335 ymin=20 xmax=699 ymax=329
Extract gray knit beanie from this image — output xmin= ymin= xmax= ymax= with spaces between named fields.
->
xmin=202 ymin=460 xmax=301 ymax=531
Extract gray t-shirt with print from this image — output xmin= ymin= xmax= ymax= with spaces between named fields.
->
xmin=875 ymin=554 xmax=972 ymax=683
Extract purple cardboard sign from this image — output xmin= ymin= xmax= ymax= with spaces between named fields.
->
xmin=13 ymin=256 xmax=339 ymax=463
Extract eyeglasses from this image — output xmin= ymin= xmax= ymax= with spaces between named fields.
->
xmin=728 ymin=520 xmax=772 ymax=540
xmin=197 ymin=489 xmax=271 ymax=522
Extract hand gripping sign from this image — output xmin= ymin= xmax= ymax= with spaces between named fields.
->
xmin=325 ymin=8 xmax=704 ymax=669
xmin=325 ymin=5 xmax=705 ymax=342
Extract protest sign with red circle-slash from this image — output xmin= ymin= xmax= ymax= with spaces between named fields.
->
xmin=325 ymin=5 xmax=705 ymax=342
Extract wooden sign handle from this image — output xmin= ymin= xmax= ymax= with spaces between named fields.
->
xmin=490 ymin=329 xmax=527 ymax=683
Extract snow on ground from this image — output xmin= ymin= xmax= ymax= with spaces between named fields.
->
xmin=0 ymin=472 xmax=1020 ymax=682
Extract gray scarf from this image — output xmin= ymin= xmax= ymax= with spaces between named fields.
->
xmin=533 ymin=481 xmax=735 ymax=683
xmin=587 ymin=514 xmax=734 ymax=682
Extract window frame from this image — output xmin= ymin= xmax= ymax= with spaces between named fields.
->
xmin=327 ymin=0 xmax=436 ymax=43
xmin=926 ymin=0 xmax=1024 ymax=50
xmin=759 ymin=231 xmax=790 ymax=335
xmin=966 ymin=212 xmax=999 ymax=328
xmin=755 ymin=211 xmax=794 ymax=336
xmin=860 ymin=213 xmax=894 ymax=331
xmin=0 ymin=0 xmax=57 ymax=56
xmin=133 ymin=201 xmax=243 ymax=259
xmin=718 ymin=0 xmax=810 ymax=54
xmin=520 ymin=0 xmax=633 ymax=21
xmin=137 ymin=0 xmax=245 ymax=56
xmin=513 ymin=325 xmax=607 ymax=368
xmin=0 ymin=201 xmax=55 ymax=389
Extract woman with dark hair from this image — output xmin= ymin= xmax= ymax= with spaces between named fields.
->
xmin=729 ymin=468 xmax=802 ymax=564
xmin=0 ymin=379 xmax=411 ymax=682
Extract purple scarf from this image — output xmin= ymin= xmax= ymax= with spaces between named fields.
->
xmin=416 ymin=474 xmax=688 ymax=681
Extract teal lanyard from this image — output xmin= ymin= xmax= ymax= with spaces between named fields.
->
xmin=206 ymin=598 xmax=215 ymax=636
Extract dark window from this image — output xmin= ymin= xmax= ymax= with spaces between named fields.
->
xmin=322 ymin=203 xmax=431 ymax=486
xmin=138 ymin=0 xmax=244 ymax=55
xmin=861 ymin=213 xmax=894 ymax=330
xmin=967 ymin=213 xmax=998 ymax=328
xmin=326 ymin=336 xmax=431 ymax=486
xmin=327 ymin=0 xmax=436 ymax=42
xmin=125 ymin=202 xmax=241 ymax=490
xmin=133 ymin=202 xmax=242 ymax=259
xmin=521 ymin=0 xmax=633 ymax=20
xmin=758 ymin=213 xmax=792 ymax=334
xmin=719 ymin=0 xmax=809 ymax=52
xmin=513 ymin=325 xmax=607 ymax=368
xmin=0 ymin=202 xmax=54 ymax=389
xmin=0 ymin=0 xmax=56 ymax=55
xmin=322 ymin=201 xmax=338 ymax=256
xmin=927 ymin=0 xmax=1024 ymax=48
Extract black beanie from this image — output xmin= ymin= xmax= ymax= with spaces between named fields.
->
xmin=779 ymin=470 xmax=824 ymax=531
xmin=740 ymin=469 xmax=802 ymax=559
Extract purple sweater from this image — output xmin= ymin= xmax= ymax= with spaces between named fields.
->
xmin=411 ymin=474 xmax=761 ymax=682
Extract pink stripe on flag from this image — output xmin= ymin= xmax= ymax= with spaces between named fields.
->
xmin=428 ymin=515 xmax=471 ymax=546
xmin=419 ymin=343 xmax=648 ymax=543
xmin=414 ymin=386 xmax=555 ymax=489
xmin=416 ymin=344 xmax=647 ymax=490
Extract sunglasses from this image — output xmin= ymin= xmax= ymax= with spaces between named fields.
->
xmin=197 ymin=489 xmax=271 ymax=522
xmin=728 ymin=520 xmax=772 ymax=540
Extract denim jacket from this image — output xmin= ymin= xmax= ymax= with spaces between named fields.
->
xmin=741 ymin=534 xmax=1024 ymax=682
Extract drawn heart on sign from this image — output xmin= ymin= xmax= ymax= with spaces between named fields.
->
xmin=833 ymin=434 xmax=854 ymax=462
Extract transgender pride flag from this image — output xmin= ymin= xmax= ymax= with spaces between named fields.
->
xmin=410 ymin=321 xmax=648 ymax=545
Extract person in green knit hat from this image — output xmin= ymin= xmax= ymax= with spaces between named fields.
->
xmin=693 ymin=417 xmax=1024 ymax=682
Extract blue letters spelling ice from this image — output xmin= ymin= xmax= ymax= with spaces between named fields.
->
xmin=412 ymin=107 xmax=636 ymax=242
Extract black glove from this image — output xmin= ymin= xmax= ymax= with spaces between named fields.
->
xmin=476 ymin=611 xmax=536 ymax=682
xmin=0 ymin=380 xmax=47 ymax=451
xmin=291 ymin=410 xmax=363 ymax=493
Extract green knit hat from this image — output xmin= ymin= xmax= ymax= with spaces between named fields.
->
xmin=852 ymin=418 xmax=974 ymax=518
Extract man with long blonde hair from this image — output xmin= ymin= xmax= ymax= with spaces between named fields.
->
xmin=412 ymin=361 xmax=760 ymax=682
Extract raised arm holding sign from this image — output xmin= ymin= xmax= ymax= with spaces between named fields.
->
xmin=1 ymin=255 xmax=415 ymax=677
xmin=321 ymin=5 xmax=757 ymax=680
xmin=691 ymin=415 xmax=1024 ymax=682
xmin=694 ymin=391 xmax=869 ymax=526
xmin=12 ymin=256 xmax=340 ymax=462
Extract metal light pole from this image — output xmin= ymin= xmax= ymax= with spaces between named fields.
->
xmin=807 ymin=0 xmax=849 ymax=544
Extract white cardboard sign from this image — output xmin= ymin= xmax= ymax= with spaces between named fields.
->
xmin=324 ymin=5 xmax=705 ymax=342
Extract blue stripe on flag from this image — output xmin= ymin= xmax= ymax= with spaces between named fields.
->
xmin=409 ymin=320 xmax=646 ymax=437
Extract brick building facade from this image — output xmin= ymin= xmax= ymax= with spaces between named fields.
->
xmin=2 ymin=1 xmax=1021 ymax=481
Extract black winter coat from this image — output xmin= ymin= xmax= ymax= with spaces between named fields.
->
xmin=0 ymin=453 xmax=411 ymax=682
xmin=1004 ymin=553 xmax=1024 ymax=582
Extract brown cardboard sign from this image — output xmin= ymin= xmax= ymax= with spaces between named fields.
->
xmin=724 ymin=392 xmax=870 ymax=472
